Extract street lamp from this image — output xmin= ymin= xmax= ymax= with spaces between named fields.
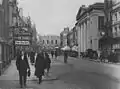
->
xmin=101 ymin=31 xmax=105 ymax=36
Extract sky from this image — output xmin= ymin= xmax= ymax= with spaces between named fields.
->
xmin=18 ymin=0 xmax=104 ymax=36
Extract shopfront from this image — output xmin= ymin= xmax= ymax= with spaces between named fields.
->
xmin=99 ymin=36 xmax=117 ymax=50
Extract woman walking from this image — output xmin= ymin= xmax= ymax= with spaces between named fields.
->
xmin=35 ymin=52 xmax=45 ymax=84
xmin=16 ymin=50 xmax=30 ymax=88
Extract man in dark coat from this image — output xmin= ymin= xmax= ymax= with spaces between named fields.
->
xmin=51 ymin=51 xmax=54 ymax=58
xmin=35 ymin=52 xmax=45 ymax=84
xmin=44 ymin=52 xmax=51 ymax=76
xmin=16 ymin=51 xmax=30 ymax=88
xmin=64 ymin=51 xmax=68 ymax=63
xmin=55 ymin=51 xmax=58 ymax=59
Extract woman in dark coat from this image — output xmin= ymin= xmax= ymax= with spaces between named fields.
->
xmin=16 ymin=51 xmax=30 ymax=88
xmin=44 ymin=52 xmax=51 ymax=76
xmin=55 ymin=51 xmax=58 ymax=59
xmin=35 ymin=52 xmax=45 ymax=84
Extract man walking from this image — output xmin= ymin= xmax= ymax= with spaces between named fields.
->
xmin=16 ymin=50 xmax=30 ymax=88
xmin=51 ymin=50 xmax=54 ymax=59
xmin=64 ymin=50 xmax=68 ymax=63
xmin=55 ymin=51 xmax=58 ymax=59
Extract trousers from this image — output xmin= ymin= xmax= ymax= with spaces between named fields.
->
xmin=19 ymin=73 xmax=27 ymax=86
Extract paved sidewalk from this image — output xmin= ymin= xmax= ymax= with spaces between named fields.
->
xmin=0 ymin=60 xmax=18 ymax=80
xmin=0 ymin=59 xmax=85 ymax=89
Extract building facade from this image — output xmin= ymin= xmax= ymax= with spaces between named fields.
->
xmin=76 ymin=3 xmax=104 ymax=54
xmin=0 ymin=0 xmax=18 ymax=75
xmin=67 ymin=26 xmax=78 ymax=47
xmin=111 ymin=0 xmax=120 ymax=49
xmin=41 ymin=35 xmax=60 ymax=50
xmin=60 ymin=27 xmax=69 ymax=47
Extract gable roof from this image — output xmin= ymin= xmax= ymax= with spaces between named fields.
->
xmin=88 ymin=3 xmax=104 ymax=13
xmin=76 ymin=2 xmax=104 ymax=21
xmin=76 ymin=5 xmax=87 ymax=21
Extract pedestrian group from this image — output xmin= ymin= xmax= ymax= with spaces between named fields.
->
xmin=16 ymin=50 xmax=51 ymax=88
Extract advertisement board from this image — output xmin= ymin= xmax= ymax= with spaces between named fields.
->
xmin=15 ymin=40 xmax=30 ymax=45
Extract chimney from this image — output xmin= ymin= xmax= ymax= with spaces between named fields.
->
xmin=82 ymin=5 xmax=86 ymax=8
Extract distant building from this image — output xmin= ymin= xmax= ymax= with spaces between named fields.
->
xmin=40 ymin=35 xmax=60 ymax=50
xmin=67 ymin=26 xmax=78 ymax=47
xmin=60 ymin=27 xmax=69 ymax=47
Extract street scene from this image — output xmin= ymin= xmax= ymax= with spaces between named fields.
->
xmin=0 ymin=0 xmax=120 ymax=89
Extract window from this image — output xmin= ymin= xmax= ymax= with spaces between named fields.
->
xmin=115 ymin=26 xmax=117 ymax=36
xmin=43 ymin=40 xmax=44 ymax=44
xmin=47 ymin=40 xmax=49 ymax=44
xmin=115 ymin=13 xmax=117 ymax=21
xmin=55 ymin=40 xmax=57 ymax=44
xmin=51 ymin=40 xmax=53 ymax=44
xmin=98 ymin=16 xmax=104 ymax=30
xmin=115 ymin=26 xmax=117 ymax=32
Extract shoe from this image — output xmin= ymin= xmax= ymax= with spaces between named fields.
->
xmin=38 ymin=80 xmax=42 ymax=84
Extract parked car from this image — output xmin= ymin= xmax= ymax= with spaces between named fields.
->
xmin=70 ymin=51 xmax=78 ymax=57
xmin=85 ymin=49 xmax=98 ymax=59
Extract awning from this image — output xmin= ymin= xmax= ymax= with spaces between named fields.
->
xmin=72 ymin=46 xmax=78 ymax=51
xmin=61 ymin=46 xmax=71 ymax=50
xmin=99 ymin=36 xmax=117 ymax=44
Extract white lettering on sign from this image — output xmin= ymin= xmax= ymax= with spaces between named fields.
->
xmin=15 ymin=36 xmax=30 ymax=40
xmin=15 ymin=41 xmax=30 ymax=45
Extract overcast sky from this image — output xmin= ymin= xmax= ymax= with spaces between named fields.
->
xmin=18 ymin=0 xmax=104 ymax=35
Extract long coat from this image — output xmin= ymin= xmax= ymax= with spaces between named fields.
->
xmin=44 ymin=53 xmax=51 ymax=69
xmin=35 ymin=53 xmax=45 ymax=78
xmin=55 ymin=51 xmax=57 ymax=57
xmin=16 ymin=53 xmax=30 ymax=76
